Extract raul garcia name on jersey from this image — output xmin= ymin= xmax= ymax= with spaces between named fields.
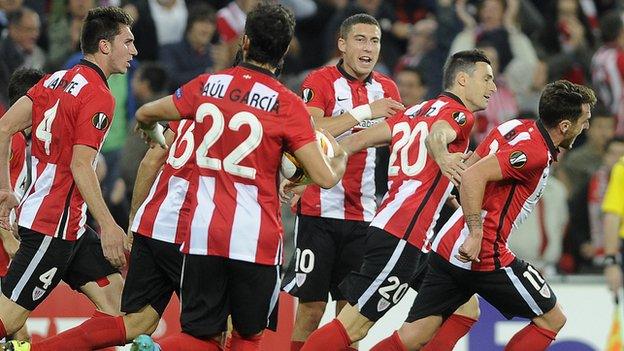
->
xmin=201 ymin=73 xmax=280 ymax=113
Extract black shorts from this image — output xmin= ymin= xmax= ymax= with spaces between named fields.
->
xmin=407 ymin=253 xmax=558 ymax=322
xmin=339 ymin=227 xmax=425 ymax=321
xmin=121 ymin=234 xmax=182 ymax=316
xmin=282 ymin=215 xmax=368 ymax=302
xmin=179 ymin=255 xmax=280 ymax=339
xmin=1 ymin=226 xmax=119 ymax=311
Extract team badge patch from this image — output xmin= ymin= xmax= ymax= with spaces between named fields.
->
xmin=32 ymin=286 xmax=45 ymax=301
xmin=91 ymin=112 xmax=109 ymax=130
xmin=175 ymin=87 xmax=183 ymax=99
xmin=452 ymin=111 xmax=467 ymax=126
xmin=539 ymin=284 xmax=551 ymax=298
xmin=377 ymin=298 xmax=391 ymax=312
xmin=509 ymin=150 xmax=527 ymax=168
xmin=296 ymin=273 xmax=307 ymax=287
xmin=302 ymin=88 xmax=314 ymax=103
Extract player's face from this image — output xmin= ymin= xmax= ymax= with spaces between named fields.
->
xmin=560 ymin=103 xmax=591 ymax=149
xmin=464 ymin=62 xmax=496 ymax=112
xmin=338 ymin=23 xmax=381 ymax=79
xmin=109 ymin=25 xmax=137 ymax=75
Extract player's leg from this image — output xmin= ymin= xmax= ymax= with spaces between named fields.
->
xmin=473 ymin=259 xmax=560 ymax=351
xmin=157 ymin=254 xmax=226 ymax=351
xmin=79 ymin=273 xmax=124 ymax=315
xmin=421 ymin=295 xmax=480 ymax=351
xmin=228 ymin=259 xmax=280 ymax=351
xmin=369 ymin=253 xmax=473 ymax=351
xmin=302 ymin=228 xmax=422 ymax=351
xmin=0 ymin=228 xmax=73 ymax=337
xmin=282 ymin=215 xmax=337 ymax=349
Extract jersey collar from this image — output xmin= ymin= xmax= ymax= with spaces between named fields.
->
xmin=439 ymin=92 xmax=466 ymax=107
xmin=336 ymin=59 xmax=372 ymax=84
xmin=536 ymin=119 xmax=560 ymax=161
xmin=239 ymin=62 xmax=276 ymax=77
xmin=78 ymin=59 xmax=108 ymax=87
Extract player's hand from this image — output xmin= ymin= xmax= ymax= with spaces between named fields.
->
xmin=445 ymin=194 xmax=460 ymax=209
xmin=124 ymin=227 xmax=134 ymax=252
xmin=369 ymin=98 xmax=405 ymax=120
xmin=0 ymin=226 xmax=19 ymax=259
xmin=135 ymin=123 xmax=168 ymax=149
xmin=437 ymin=151 xmax=472 ymax=186
xmin=101 ymin=223 xmax=127 ymax=268
xmin=0 ymin=190 xmax=19 ymax=229
xmin=605 ymin=264 xmax=623 ymax=294
xmin=456 ymin=234 xmax=482 ymax=263
xmin=279 ymin=179 xmax=306 ymax=205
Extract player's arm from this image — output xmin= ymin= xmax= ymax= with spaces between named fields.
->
xmin=0 ymin=97 xmax=33 ymax=221
xmin=293 ymin=131 xmax=347 ymax=189
xmin=339 ymin=121 xmax=392 ymax=156
xmin=135 ymin=95 xmax=181 ymax=148
xmin=309 ymin=97 xmax=404 ymax=137
xmin=425 ymin=120 xmax=471 ymax=186
xmin=602 ymin=163 xmax=624 ymax=293
xmin=71 ymin=145 xmax=126 ymax=268
xmin=456 ymin=154 xmax=504 ymax=263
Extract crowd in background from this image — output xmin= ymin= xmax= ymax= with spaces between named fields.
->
xmin=1 ymin=0 xmax=624 ymax=277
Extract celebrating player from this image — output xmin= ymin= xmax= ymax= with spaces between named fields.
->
xmin=301 ymin=49 xmax=497 ymax=351
xmin=131 ymin=3 xmax=347 ymax=351
xmin=370 ymin=80 xmax=595 ymax=351
xmin=0 ymin=6 xmax=136 ymax=347
xmin=280 ymin=13 xmax=404 ymax=350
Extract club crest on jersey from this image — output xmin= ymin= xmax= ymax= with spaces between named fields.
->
xmin=377 ymin=298 xmax=391 ymax=312
xmin=296 ymin=273 xmax=307 ymax=287
xmin=452 ymin=111 xmax=467 ymax=126
xmin=539 ymin=284 xmax=551 ymax=298
xmin=32 ymin=286 xmax=45 ymax=301
xmin=302 ymin=88 xmax=314 ymax=103
xmin=91 ymin=112 xmax=109 ymax=130
xmin=509 ymin=150 xmax=527 ymax=168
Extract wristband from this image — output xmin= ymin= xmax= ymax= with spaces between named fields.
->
xmin=349 ymin=104 xmax=372 ymax=122
xmin=604 ymin=254 xmax=621 ymax=266
xmin=144 ymin=123 xmax=167 ymax=148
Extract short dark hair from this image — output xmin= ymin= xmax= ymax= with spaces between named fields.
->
xmin=600 ymin=11 xmax=623 ymax=43
xmin=137 ymin=62 xmax=168 ymax=94
xmin=442 ymin=49 xmax=492 ymax=89
xmin=244 ymin=3 xmax=295 ymax=68
xmin=538 ymin=80 xmax=597 ymax=128
xmin=339 ymin=13 xmax=381 ymax=39
xmin=185 ymin=3 xmax=215 ymax=34
xmin=8 ymin=68 xmax=44 ymax=106
xmin=7 ymin=7 xmax=37 ymax=27
xmin=397 ymin=65 xmax=428 ymax=87
xmin=81 ymin=7 xmax=133 ymax=55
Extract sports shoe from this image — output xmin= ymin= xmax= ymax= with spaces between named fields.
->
xmin=130 ymin=335 xmax=161 ymax=351
xmin=0 ymin=340 xmax=30 ymax=351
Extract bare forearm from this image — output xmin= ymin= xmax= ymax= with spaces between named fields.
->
xmin=130 ymin=159 xmax=163 ymax=221
xmin=72 ymin=162 xmax=115 ymax=227
xmin=604 ymin=212 xmax=622 ymax=256
xmin=425 ymin=130 xmax=450 ymax=163
xmin=314 ymin=113 xmax=360 ymax=137
xmin=0 ymin=133 xmax=12 ymax=190
xmin=459 ymin=172 xmax=486 ymax=237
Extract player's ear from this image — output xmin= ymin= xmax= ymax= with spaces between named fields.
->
xmin=456 ymin=71 xmax=467 ymax=88
xmin=337 ymin=37 xmax=346 ymax=54
xmin=99 ymin=39 xmax=111 ymax=55
xmin=242 ymin=35 xmax=250 ymax=51
xmin=559 ymin=119 xmax=571 ymax=134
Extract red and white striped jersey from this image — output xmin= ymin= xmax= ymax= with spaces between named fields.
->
xmin=432 ymin=119 xmax=559 ymax=271
xmin=592 ymin=44 xmax=624 ymax=135
xmin=216 ymin=1 xmax=245 ymax=43
xmin=175 ymin=63 xmax=317 ymax=265
xmin=297 ymin=60 xmax=401 ymax=222
xmin=0 ymin=132 xmax=28 ymax=276
xmin=371 ymin=93 xmax=474 ymax=249
xmin=18 ymin=60 xmax=114 ymax=241
xmin=131 ymin=120 xmax=196 ymax=245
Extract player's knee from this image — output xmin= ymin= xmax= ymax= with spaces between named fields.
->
xmin=460 ymin=296 xmax=481 ymax=320
xmin=539 ymin=304 xmax=566 ymax=333
xmin=296 ymin=302 xmax=326 ymax=330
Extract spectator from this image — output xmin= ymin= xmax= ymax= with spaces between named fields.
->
xmin=394 ymin=18 xmax=446 ymax=97
xmin=557 ymin=107 xmax=615 ymax=197
xmin=46 ymin=0 xmax=96 ymax=71
xmin=216 ymin=0 xmax=259 ymax=64
xmin=0 ymin=6 xmax=44 ymax=105
xmin=591 ymin=10 xmax=624 ymax=135
xmin=395 ymin=65 xmax=427 ymax=106
xmin=0 ymin=0 xmax=22 ymax=32
xmin=128 ymin=0 xmax=188 ymax=61
xmin=160 ymin=4 xmax=215 ymax=91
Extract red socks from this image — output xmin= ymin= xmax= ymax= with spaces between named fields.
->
xmin=157 ymin=332 xmax=222 ymax=351
xmin=505 ymin=323 xmax=557 ymax=351
xmin=0 ymin=318 xmax=6 ymax=339
xmin=301 ymin=319 xmax=352 ymax=351
xmin=31 ymin=312 xmax=126 ymax=351
xmin=230 ymin=331 xmax=262 ymax=351
xmin=422 ymin=314 xmax=477 ymax=351
xmin=291 ymin=341 xmax=305 ymax=351
xmin=370 ymin=331 xmax=407 ymax=351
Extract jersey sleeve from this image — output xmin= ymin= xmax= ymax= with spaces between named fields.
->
xmin=74 ymin=88 xmax=115 ymax=149
xmin=475 ymin=127 xmax=502 ymax=158
xmin=283 ymin=96 xmax=317 ymax=153
xmin=300 ymin=71 xmax=330 ymax=111
xmin=494 ymin=143 xmax=547 ymax=182
xmin=9 ymin=134 xmax=25 ymax=189
xmin=25 ymin=76 xmax=48 ymax=101
xmin=384 ymin=79 xmax=402 ymax=103
xmin=602 ymin=162 xmax=624 ymax=216
xmin=438 ymin=108 xmax=474 ymax=142
xmin=172 ymin=75 xmax=205 ymax=118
